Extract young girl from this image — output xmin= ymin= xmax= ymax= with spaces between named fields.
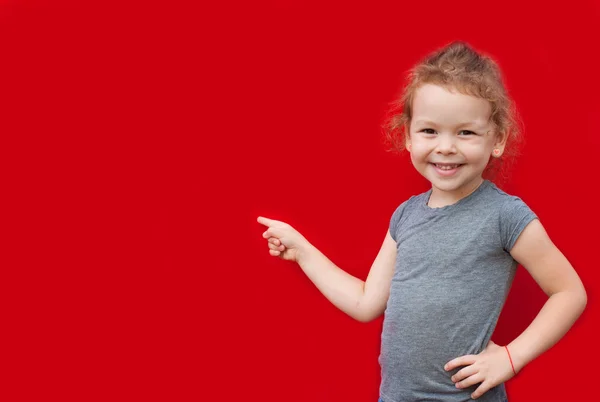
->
xmin=256 ymin=42 xmax=586 ymax=402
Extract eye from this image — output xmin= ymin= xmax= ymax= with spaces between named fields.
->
xmin=420 ymin=128 xmax=436 ymax=134
xmin=459 ymin=130 xmax=476 ymax=136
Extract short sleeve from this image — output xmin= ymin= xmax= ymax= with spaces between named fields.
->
xmin=389 ymin=200 xmax=409 ymax=242
xmin=500 ymin=196 xmax=538 ymax=252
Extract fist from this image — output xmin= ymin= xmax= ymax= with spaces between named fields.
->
xmin=257 ymin=216 xmax=311 ymax=263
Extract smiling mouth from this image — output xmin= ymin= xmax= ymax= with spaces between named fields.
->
xmin=431 ymin=163 xmax=464 ymax=171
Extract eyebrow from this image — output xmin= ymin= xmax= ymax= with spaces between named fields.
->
xmin=413 ymin=119 xmax=488 ymax=128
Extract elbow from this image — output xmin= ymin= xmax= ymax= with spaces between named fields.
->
xmin=353 ymin=304 xmax=369 ymax=323
xmin=354 ymin=291 xmax=385 ymax=323
xmin=551 ymin=280 xmax=587 ymax=313
xmin=355 ymin=313 xmax=373 ymax=324
xmin=579 ymin=286 xmax=588 ymax=313
xmin=567 ymin=284 xmax=587 ymax=316
xmin=575 ymin=271 xmax=588 ymax=313
xmin=575 ymin=280 xmax=588 ymax=312
xmin=353 ymin=302 xmax=371 ymax=323
xmin=353 ymin=306 xmax=381 ymax=323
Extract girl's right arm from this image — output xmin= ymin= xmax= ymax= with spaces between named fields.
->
xmin=296 ymin=230 xmax=397 ymax=323
xmin=257 ymin=216 xmax=397 ymax=323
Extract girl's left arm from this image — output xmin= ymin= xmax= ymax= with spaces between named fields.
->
xmin=505 ymin=218 xmax=587 ymax=372
xmin=444 ymin=218 xmax=586 ymax=399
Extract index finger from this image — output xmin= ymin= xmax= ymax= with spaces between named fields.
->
xmin=444 ymin=355 xmax=477 ymax=371
xmin=257 ymin=216 xmax=279 ymax=227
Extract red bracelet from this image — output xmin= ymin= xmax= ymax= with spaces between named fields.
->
xmin=504 ymin=345 xmax=517 ymax=375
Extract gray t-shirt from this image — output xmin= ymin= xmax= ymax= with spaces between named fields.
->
xmin=379 ymin=180 xmax=537 ymax=402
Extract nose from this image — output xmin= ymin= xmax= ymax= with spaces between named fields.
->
xmin=435 ymin=134 xmax=457 ymax=155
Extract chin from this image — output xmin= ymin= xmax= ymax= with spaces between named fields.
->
xmin=430 ymin=179 xmax=465 ymax=192
xmin=431 ymin=174 xmax=482 ymax=191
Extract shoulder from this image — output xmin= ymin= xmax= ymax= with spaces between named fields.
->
xmin=484 ymin=180 xmax=519 ymax=201
xmin=389 ymin=189 xmax=429 ymax=238
xmin=483 ymin=181 xmax=534 ymax=212
xmin=483 ymin=182 xmax=539 ymax=251
xmin=391 ymin=188 xmax=429 ymax=217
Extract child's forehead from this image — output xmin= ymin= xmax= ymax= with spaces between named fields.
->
xmin=412 ymin=84 xmax=492 ymax=123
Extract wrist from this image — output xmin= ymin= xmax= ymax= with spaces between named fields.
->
xmin=296 ymin=242 xmax=316 ymax=265
xmin=506 ymin=342 xmax=529 ymax=374
xmin=504 ymin=345 xmax=518 ymax=375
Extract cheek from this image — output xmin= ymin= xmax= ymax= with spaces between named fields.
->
xmin=409 ymin=147 xmax=427 ymax=163
xmin=410 ymin=141 xmax=429 ymax=155
xmin=461 ymin=143 xmax=491 ymax=161
xmin=408 ymin=148 xmax=422 ymax=166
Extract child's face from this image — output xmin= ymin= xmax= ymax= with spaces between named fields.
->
xmin=407 ymin=84 xmax=505 ymax=199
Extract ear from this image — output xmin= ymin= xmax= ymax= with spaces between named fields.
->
xmin=405 ymin=123 xmax=411 ymax=152
xmin=492 ymin=130 xmax=508 ymax=157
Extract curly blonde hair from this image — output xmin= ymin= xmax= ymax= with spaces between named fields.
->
xmin=382 ymin=41 xmax=523 ymax=180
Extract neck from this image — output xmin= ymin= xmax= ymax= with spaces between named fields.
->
xmin=428 ymin=177 xmax=484 ymax=208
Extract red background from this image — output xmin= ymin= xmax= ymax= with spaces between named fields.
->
xmin=1 ymin=1 xmax=598 ymax=401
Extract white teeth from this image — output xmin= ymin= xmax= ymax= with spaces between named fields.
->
xmin=435 ymin=164 xmax=460 ymax=170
